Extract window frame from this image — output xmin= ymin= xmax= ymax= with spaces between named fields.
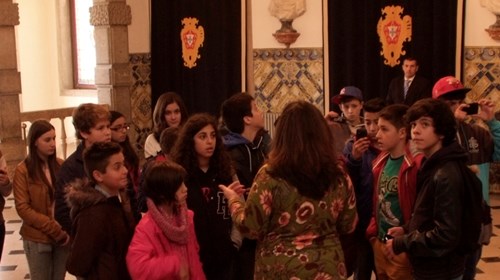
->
xmin=69 ymin=0 xmax=96 ymax=89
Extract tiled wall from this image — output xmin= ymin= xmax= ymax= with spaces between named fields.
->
xmin=253 ymin=48 xmax=325 ymax=114
xmin=463 ymin=47 xmax=500 ymax=193
xmin=128 ymin=48 xmax=326 ymax=155
xmin=129 ymin=53 xmax=152 ymax=155
xmin=463 ymin=47 xmax=500 ymax=112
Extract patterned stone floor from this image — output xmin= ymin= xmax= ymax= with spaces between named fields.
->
xmin=1 ymin=192 xmax=499 ymax=279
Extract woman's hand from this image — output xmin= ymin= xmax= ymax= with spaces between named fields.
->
xmin=227 ymin=181 xmax=246 ymax=197
xmin=219 ymin=183 xmax=240 ymax=201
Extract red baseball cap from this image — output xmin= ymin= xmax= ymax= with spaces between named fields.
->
xmin=432 ymin=76 xmax=471 ymax=100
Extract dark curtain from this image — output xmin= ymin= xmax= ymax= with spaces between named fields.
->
xmin=151 ymin=0 xmax=241 ymax=115
xmin=328 ymin=0 xmax=462 ymax=104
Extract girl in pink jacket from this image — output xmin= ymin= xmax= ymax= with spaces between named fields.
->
xmin=126 ymin=161 xmax=205 ymax=280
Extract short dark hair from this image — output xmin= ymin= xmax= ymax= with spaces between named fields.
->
xmin=379 ymin=104 xmax=409 ymax=129
xmin=405 ymin=98 xmax=457 ymax=146
xmin=363 ymin=97 xmax=386 ymax=113
xmin=83 ymin=142 xmax=122 ymax=184
xmin=144 ymin=161 xmax=187 ymax=208
xmin=221 ymin=92 xmax=254 ymax=134
xmin=403 ymin=56 xmax=418 ymax=65
xmin=73 ymin=103 xmax=110 ymax=140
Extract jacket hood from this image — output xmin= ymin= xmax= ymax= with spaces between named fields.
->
xmin=223 ymin=131 xmax=251 ymax=147
xmin=65 ymin=179 xmax=107 ymax=220
xmin=421 ymin=141 xmax=468 ymax=172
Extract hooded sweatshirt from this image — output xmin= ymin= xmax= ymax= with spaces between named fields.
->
xmin=222 ymin=131 xmax=268 ymax=189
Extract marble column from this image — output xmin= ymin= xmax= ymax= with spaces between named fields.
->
xmin=0 ymin=0 xmax=25 ymax=167
xmin=90 ymin=0 xmax=133 ymax=120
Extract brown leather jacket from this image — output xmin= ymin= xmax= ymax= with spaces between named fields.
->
xmin=13 ymin=160 xmax=67 ymax=244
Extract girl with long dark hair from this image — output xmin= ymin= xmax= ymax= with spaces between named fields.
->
xmin=13 ymin=120 xmax=69 ymax=280
xmin=171 ymin=113 xmax=243 ymax=280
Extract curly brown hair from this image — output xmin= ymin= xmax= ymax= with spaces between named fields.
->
xmin=171 ymin=113 xmax=234 ymax=183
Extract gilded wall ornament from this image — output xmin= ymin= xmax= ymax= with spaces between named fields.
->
xmin=377 ymin=6 xmax=412 ymax=67
xmin=180 ymin=17 xmax=205 ymax=69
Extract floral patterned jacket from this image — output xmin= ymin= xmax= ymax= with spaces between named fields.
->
xmin=230 ymin=164 xmax=358 ymax=280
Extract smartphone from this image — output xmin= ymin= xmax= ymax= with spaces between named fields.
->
xmin=461 ymin=102 xmax=479 ymax=115
xmin=383 ymin=234 xmax=394 ymax=243
xmin=355 ymin=126 xmax=368 ymax=140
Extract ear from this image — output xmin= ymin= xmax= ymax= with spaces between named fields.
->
xmin=243 ymin=115 xmax=252 ymax=125
xmin=92 ymin=170 xmax=104 ymax=183
xmin=80 ymin=131 xmax=89 ymax=140
xmin=398 ymin=127 xmax=407 ymax=140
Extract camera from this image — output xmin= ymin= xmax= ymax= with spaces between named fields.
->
xmin=461 ymin=102 xmax=479 ymax=115
xmin=355 ymin=125 xmax=368 ymax=140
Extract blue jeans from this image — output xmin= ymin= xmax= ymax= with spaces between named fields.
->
xmin=23 ymin=240 xmax=69 ymax=280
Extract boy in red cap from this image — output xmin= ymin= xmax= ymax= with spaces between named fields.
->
xmin=432 ymin=76 xmax=500 ymax=280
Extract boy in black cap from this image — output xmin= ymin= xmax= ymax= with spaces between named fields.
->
xmin=326 ymin=86 xmax=364 ymax=155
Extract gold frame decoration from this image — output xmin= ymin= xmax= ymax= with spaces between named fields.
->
xmin=377 ymin=6 xmax=412 ymax=67
xmin=180 ymin=17 xmax=205 ymax=69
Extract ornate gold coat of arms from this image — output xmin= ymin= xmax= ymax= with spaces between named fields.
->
xmin=377 ymin=6 xmax=412 ymax=67
xmin=180 ymin=17 xmax=205 ymax=69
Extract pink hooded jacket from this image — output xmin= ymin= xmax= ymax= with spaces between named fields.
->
xmin=126 ymin=210 xmax=206 ymax=280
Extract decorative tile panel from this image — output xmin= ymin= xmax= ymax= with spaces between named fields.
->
xmin=253 ymin=48 xmax=324 ymax=114
xmin=464 ymin=47 xmax=500 ymax=193
xmin=129 ymin=53 xmax=152 ymax=155
xmin=463 ymin=47 xmax=500 ymax=112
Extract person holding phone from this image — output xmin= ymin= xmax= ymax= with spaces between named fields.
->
xmin=342 ymin=97 xmax=386 ymax=280
xmin=432 ymin=76 xmax=500 ymax=280
xmin=327 ymin=86 xmax=364 ymax=155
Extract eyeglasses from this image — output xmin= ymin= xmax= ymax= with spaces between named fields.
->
xmin=110 ymin=124 xmax=130 ymax=131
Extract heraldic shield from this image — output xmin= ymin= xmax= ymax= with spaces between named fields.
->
xmin=377 ymin=6 xmax=412 ymax=67
xmin=181 ymin=17 xmax=205 ymax=69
